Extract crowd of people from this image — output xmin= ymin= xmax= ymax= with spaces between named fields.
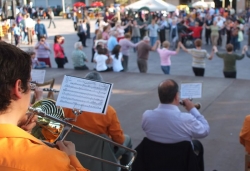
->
xmin=4 ymin=3 xmax=250 ymax=79
xmin=64 ymin=4 xmax=250 ymax=79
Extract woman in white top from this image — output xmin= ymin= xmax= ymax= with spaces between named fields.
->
xmin=94 ymin=47 xmax=112 ymax=72
xmin=112 ymin=22 xmax=130 ymax=42
xmin=111 ymin=45 xmax=123 ymax=72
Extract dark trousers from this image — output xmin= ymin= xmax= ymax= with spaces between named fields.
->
xmin=99 ymin=67 xmax=113 ymax=72
xmin=159 ymin=29 xmax=166 ymax=43
xmin=122 ymin=55 xmax=129 ymax=71
xmin=87 ymin=23 xmax=90 ymax=39
xmin=223 ymin=71 xmax=236 ymax=78
xmin=140 ymin=29 xmax=146 ymax=40
xmin=77 ymin=32 xmax=86 ymax=46
xmin=14 ymin=35 xmax=19 ymax=46
xmin=231 ymin=36 xmax=238 ymax=51
xmin=55 ymin=57 xmax=65 ymax=68
xmin=192 ymin=140 xmax=204 ymax=171
xmin=91 ymin=48 xmax=95 ymax=62
xmin=36 ymin=34 xmax=41 ymax=41
xmin=48 ymin=19 xmax=56 ymax=28
xmin=192 ymin=67 xmax=205 ymax=76
xmin=217 ymin=30 xmax=222 ymax=46
xmin=74 ymin=65 xmax=89 ymax=70
xmin=74 ymin=22 xmax=77 ymax=31
xmin=137 ymin=58 xmax=148 ymax=73
xmin=205 ymin=29 xmax=211 ymax=44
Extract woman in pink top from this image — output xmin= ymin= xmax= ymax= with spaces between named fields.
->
xmin=157 ymin=41 xmax=180 ymax=74
xmin=53 ymin=35 xmax=65 ymax=68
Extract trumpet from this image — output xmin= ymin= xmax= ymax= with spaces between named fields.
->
xmin=179 ymin=99 xmax=201 ymax=110
xmin=28 ymin=99 xmax=136 ymax=170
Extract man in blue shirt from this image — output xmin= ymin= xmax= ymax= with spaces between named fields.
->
xmin=34 ymin=19 xmax=47 ymax=41
xmin=142 ymin=79 xmax=209 ymax=171
xmin=107 ymin=30 xmax=118 ymax=52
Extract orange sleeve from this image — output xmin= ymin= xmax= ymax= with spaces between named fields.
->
xmin=239 ymin=115 xmax=250 ymax=153
xmin=69 ymin=155 xmax=89 ymax=171
xmin=108 ymin=106 xmax=125 ymax=144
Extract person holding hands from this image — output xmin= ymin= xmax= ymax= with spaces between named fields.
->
xmin=179 ymin=39 xmax=215 ymax=77
xmin=214 ymin=44 xmax=245 ymax=78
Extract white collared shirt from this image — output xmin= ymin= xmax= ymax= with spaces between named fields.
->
xmin=142 ymin=104 xmax=210 ymax=143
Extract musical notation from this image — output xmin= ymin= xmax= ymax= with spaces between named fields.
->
xmin=31 ymin=69 xmax=46 ymax=84
xmin=180 ymin=83 xmax=202 ymax=99
xmin=56 ymin=75 xmax=113 ymax=114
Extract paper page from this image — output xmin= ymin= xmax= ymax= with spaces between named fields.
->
xmin=31 ymin=70 xmax=46 ymax=84
xmin=56 ymin=75 xmax=113 ymax=114
xmin=180 ymin=82 xmax=202 ymax=99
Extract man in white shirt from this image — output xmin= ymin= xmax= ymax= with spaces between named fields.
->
xmin=142 ymin=79 xmax=210 ymax=171
xmin=24 ymin=14 xmax=35 ymax=45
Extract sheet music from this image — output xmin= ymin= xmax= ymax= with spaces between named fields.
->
xmin=180 ymin=82 xmax=202 ymax=99
xmin=31 ymin=70 xmax=46 ymax=84
xmin=56 ymin=75 xmax=113 ymax=114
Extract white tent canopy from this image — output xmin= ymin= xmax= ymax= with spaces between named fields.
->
xmin=192 ymin=1 xmax=208 ymax=8
xmin=125 ymin=0 xmax=176 ymax=12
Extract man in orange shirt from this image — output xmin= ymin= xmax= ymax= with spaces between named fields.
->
xmin=64 ymin=71 xmax=132 ymax=171
xmin=0 ymin=41 xmax=88 ymax=171
xmin=240 ymin=115 xmax=250 ymax=153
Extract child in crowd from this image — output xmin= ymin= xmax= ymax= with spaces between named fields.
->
xmin=28 ymin=51 xmax=47 ymax=69
xmin=111 ymin=44 xmax=124 ymax=72
xmin=12 ymin=23 xmax=21 ymax=46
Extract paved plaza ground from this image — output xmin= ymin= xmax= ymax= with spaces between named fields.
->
xmin=10 ymin=18 xmax=250 ymax=171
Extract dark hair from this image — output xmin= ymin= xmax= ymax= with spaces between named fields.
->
xmin=26 ymin=50 xmax=36 ymax=56
xmin=103 ymin=48 xmax=109 ymax=55
xmin=226 ymin=44 xmax=234 ymax=52
xmin=112 ymin=45 xmax=121 ymax=59
xmin=158 ymin=79 xmax=179 ymax=104
xmin=97 ymin=47 xmax=104 ymax=54
xmin=194 ymin=39 xmax=202 ymax=47
xmin=54 ymin=35 xmax=62 ymax=43
xmin=40 ymin=35 xmax=46 ymax=39
xmin=0 ymin=41 xmax=31 ymax=111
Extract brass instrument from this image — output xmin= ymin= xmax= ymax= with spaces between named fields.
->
xmin=28 ymin=99 xmax=136 ymax=170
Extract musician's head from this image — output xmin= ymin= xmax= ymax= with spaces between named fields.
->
xmin=85 ymin=72 xmax=104 ymax=82
xmin=158 ymin=79 xmax=179 ymax=105
xmin=0 ymin=41 xmax=32 ymax=113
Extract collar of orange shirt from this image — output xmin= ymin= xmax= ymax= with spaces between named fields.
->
xmin=0 ymin=124 xmax=45 ymax=145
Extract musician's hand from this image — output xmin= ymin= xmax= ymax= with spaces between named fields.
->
xmin=34 ymin=87 xmax=43 ymax=101
xmin=19 ymin=113 xmax=38 ymax=133
xmin=182 ymin=99 xmax=195 ymax=112
xmin=56 ymin=141 xmax=76 ymax=156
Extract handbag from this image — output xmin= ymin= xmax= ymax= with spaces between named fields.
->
xmin=64 ymin=56 xmax=68 ymax=63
